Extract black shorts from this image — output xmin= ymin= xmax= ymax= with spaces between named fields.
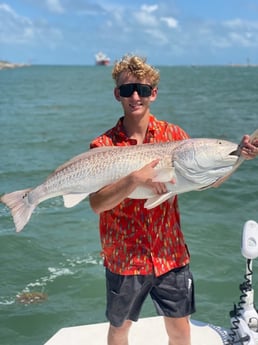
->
xmin=105 ymin=265 xmax=196 ymax=327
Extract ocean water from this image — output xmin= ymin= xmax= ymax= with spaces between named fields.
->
xmin=0 ymin=65 xmax=258 ymax=345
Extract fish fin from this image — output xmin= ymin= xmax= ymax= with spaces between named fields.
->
xmin=1 ymin=188 xmax=36 ymax=232
xmin=144 ymin=192 xmax=175 ymax=209
xmin=63 ymin=193 xmax=89 ymax=208
xmin=152 ymin=167 xmax=176 ymax=182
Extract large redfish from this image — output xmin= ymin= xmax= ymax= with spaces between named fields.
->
xmin=1 ymin=130 xmax=257 ymax=233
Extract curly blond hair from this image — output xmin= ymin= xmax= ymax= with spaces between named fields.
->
xmin=112 ymin=54 xmax=160 ymax=87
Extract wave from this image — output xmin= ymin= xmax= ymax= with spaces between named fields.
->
xmin=0 ymin=253 xmax=103 ymax=305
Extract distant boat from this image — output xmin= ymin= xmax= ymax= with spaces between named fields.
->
xmin=95 ymin=52 xmax=110 ymax=66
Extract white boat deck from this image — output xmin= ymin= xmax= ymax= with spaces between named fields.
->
xmin=44 ymin=316 xmax=228 ymax=345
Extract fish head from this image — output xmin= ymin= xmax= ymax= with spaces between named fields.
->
xmin=173 ymin=138 xmax=239 ymax=184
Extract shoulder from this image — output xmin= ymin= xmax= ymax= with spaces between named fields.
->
xmin=90 ymin=128 xmax=115 ymax=148
xmin=150 ymin=115 xmax=189 ymax=141
xmin=90 ymin=118 xmax=124 ymax=148
xmin=166 ymin=123 xmax=189 ymax=140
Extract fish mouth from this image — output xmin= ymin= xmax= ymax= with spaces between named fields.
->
xmin=229 ymin=146 xmax=241 ymax=157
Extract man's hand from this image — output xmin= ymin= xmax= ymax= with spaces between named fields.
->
xmin=132 ymin=159 xmax=175 ymax=195
xmin=239 ymin=134 xmax=258 ymax=160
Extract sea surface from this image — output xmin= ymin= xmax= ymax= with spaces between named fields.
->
xmin=0 ymin=65 xmax=258 ymax=345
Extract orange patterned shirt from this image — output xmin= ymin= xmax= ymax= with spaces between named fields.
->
xmin=90 ymin=115 xmax=190 ymax=276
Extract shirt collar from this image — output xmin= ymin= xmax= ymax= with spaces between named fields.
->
xmin=114 ymin=115 xmax=157 ymax=141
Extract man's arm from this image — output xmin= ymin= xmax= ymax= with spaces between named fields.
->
xmin=89 ymin=159 xmax=168 ymax=214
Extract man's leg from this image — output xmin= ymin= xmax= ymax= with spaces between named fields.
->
xmin=108 ymin=320 xmax=132 ymax=345
xmin=164 ymin=316 xmax=191 ymax=345
xmin=150 ymin=265 xmax=195 ymax=345
xmin=105 ymin=269 xmax=152 ymax=344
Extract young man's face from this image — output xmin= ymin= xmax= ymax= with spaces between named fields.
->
xmin=114 ymin=72 xmax=157 ymax=118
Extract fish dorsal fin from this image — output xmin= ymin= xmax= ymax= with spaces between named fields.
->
xmin=144 ymin=192 xmax=175 ymax=209
xmin=63 ymin=193 xmax=89 ymax=208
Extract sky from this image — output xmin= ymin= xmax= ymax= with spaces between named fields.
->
xmin=1 ymin=0 xmax=258 ymax=66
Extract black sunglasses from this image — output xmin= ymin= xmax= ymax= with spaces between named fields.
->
xmin=118 ymin=83 xmax=153 ymax=98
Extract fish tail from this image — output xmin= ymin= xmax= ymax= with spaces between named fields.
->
xmin=1 ymin=188 xmax=36 ymax=232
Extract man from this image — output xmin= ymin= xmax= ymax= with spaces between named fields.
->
xmin=89 ymin=54 xmax=258 ymax=345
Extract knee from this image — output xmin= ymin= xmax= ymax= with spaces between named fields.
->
xmin=109 ymin=320 xmax=133 ymax=337
xmin=164 ymin=316 xmax=191 ymax=345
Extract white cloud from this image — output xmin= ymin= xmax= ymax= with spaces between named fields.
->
xmin=228 ymin=31 xmax=257 ymax=47
xmin=223 ymin=18 xmax=245 ymax=29
xmin=134 ymin=11 xmax=158 ymax=27
xmin=0 ymin=3 xmax=16 ymax=16
xmin=0 ymin=3 xmax=63 ymax=46
xmin=223 ymin=18 xmax=258 ymax=29
xmin=0 ymin=3 xmax=32 ymax=43
xmin=2 ymin=1 xmax=258 ymax=64
xmin=219 ymin=18 xmax=258 ymax=47
xmin=144 ymin=28 xmax=168 ymax=44
xmin=141 ymin=4 xmax=158 ymax=13
xmin=23 ymin=27 xmax=34 ymax=40
xmin=46 ymin=0 xmax=64 ymax=14
xmin=132 ymin=3 xmax=161 ymax=27
xmin=160 ymin=16 xmax=178 ymax=28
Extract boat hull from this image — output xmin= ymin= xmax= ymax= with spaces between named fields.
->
xmin=96 ymin=60 xmax=110 ymax=66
